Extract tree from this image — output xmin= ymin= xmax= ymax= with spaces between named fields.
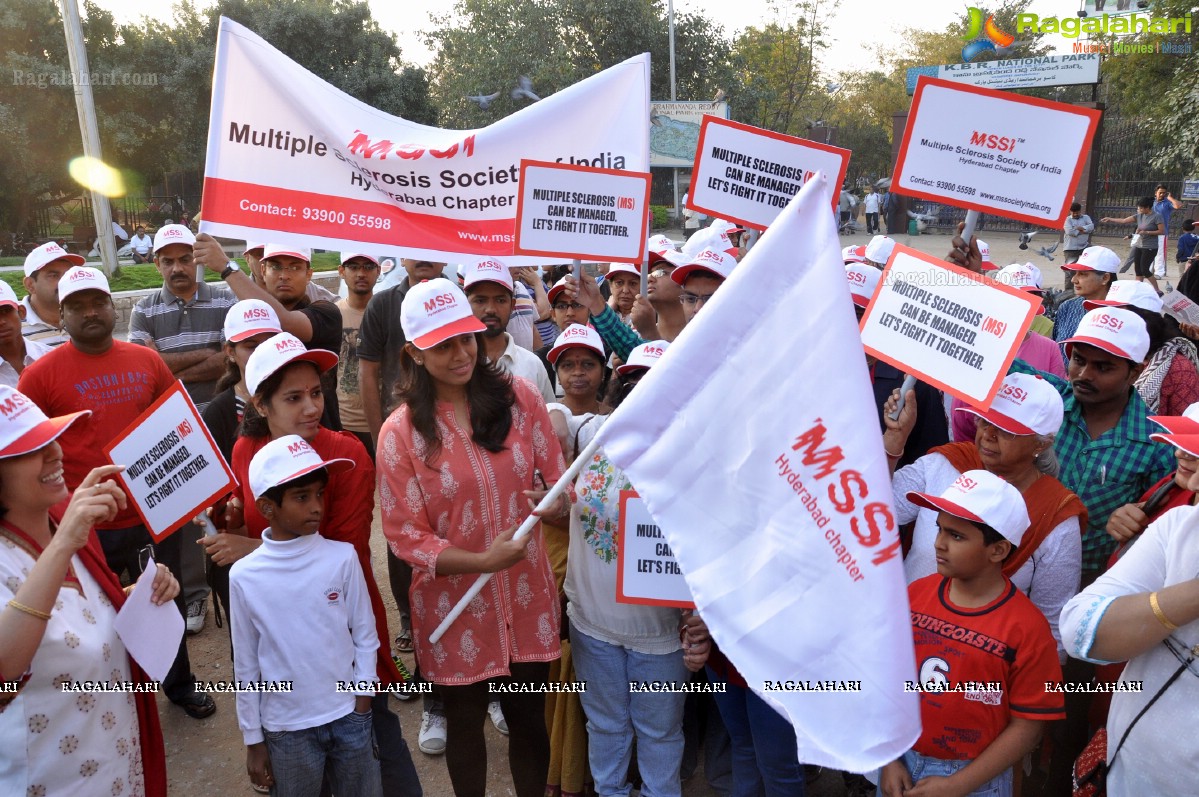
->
xmin=425 ymin=0 xmax=735 ymax=128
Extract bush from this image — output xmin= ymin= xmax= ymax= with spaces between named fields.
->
xmin=650 ymin=204 xmax=669 ymax=230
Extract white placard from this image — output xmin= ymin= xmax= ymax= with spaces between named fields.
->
xmin=686 ymin=116 xmax=850 ymax=231
xmin=1162 ymin=290 xmax=1199 ymax=326
xmin=615 ymin=491 xmax=694 ymax=608
xmin=513 ymin=161 xmax=651 ymax=263
xmin=893 ymin=76 xmax=1101 ymax=227
xmin=859 ymin=246 xmax=1039 ymax=407
xmin=104 ymin=383 xmax=237 ymax=541
xmin=114 ymin=557 xmax=185 ymax=682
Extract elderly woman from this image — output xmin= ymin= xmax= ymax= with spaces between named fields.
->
xmin=0 ymin=386 xmax=177 ymax=796
xmin=1059 ymin=425 xmax=1199 ymax=796
xmin=378 ymin=278 xmax=567 ymax=797
xmin=884 ymin=372 xmax=1085 ymax=656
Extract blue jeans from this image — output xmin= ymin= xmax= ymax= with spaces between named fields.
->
xmin=371 ymin=693 xmax=422 ymax=797
xmin=901 ymin=750 xmax=1011 ymax=797
xmin=570 ymin=624 xmax=688 ymax=797
xmin=705 ymin=670 xmax=804 ymax=797
xmin=264 ymin=710 xmax=382 ymax=797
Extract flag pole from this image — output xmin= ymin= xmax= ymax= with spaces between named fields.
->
xmin=428 ymin=432 xmax=605 ymax=645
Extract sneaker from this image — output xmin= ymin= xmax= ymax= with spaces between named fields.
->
xmin=418 ymin=710 xmax=447 ymax=755
xmin=185 ymin=599 xmax=206 ymax=635
xmin=488 ymin=700 xmax=509 ymax=735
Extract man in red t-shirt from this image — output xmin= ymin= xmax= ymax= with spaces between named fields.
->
xmin=881 ymin=470 xmax=1065 ymax=797
xmin=18 ymin=266 xmax=216 ymax=719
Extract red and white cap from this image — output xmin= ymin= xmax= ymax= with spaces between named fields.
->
xmin=245 ymin=332 xmax=338 ymax=396
xmin=548 ymin=324 xmax=604 ymax=364
xmin=400 ymin=278 xmax=486 ymax=350
xmin=842 ymin=245 xmax=867 ymax=264
xmin=864 ymin=235 xmax=895 ymax=265
xmin=0 ymin=282 xmax=18 ymax=309
xmin=24 ymin=241 xmax=84 ymax=277
xmin=648 ymin=236 xmax=687 ymax=267
xmin=547 ymin=277 xmax=571 ymax=304
xmin=1062 ymin=246 xmax=1120 ymax=274
xmin=1148 ymin=432 xmax=1199 ymax=459
xmin=224 ymin=299 xmax=282 ymax=343
xmin=977 ymin=239 xmax=997 ymax=271
xmin=954 ymin=373 xmax=1064 ymax=437
xmin=262 ymin=245 xmax=312 ymax=263
xmin=617 ymin=340 xmax=669 ymax=375
xmin=152 ymin=224 xmax=196 ymax=253
xmin=248 ymin=433 xmax=354 ymax=501
xmin=602 ymin=262 xmax=640 ymax=281
xmin=0 ymin=385 xmax=90 ymax=459
xmin=462 ymin=258 xmax=514 ymax=292
xmin=994 ymin=263 xmax=1041 ymax=292
xmin=711 ymin=218 xmax=745 ymax=235
xmin=682 ymin=226 xmax=736 ymax=258
xmin=907 ymin=469 xmax=1030 ymax=546
xmin=845 ymin=263 xmax=882 ymax=308
xmin=1083 ymin=279 xmax=1163 ymax=314
xmin=671 ymin=248 xmax=736 ymax=285
xmin=340 ymin=252 xmax=380 ymax=266
xmin=647 ymin=234 xmax=676 ymax=253
xmin=1148 ymin=401 xmax=1199 ymax=436
xmin=58 ymin=266 xmax=111 ymax=301
xmin=244 ymin=243 xmax=265 ymax=256
xmin=1064 ymin=307 xmax=1150 ymax=364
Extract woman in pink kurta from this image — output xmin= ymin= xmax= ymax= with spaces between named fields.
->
xmin=379 ymin=278 xmax=567 ymax=797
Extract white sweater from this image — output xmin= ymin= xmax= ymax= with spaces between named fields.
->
xmin=230 ymin=532 xmax=379 ymax=745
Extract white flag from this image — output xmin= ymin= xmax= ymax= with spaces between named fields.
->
xmin=597 ymin=174 xmax=920 ymax=772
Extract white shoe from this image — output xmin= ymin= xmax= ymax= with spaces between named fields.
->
xmin=418 ymin=710 xmax=447 ymax=755
xmin=185 ymin=599 xmax=206 ymax=635
xmin=487 ymin=700 xmax=509 ymax=735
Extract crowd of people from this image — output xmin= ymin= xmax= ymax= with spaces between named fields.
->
xmin=2 ymin=194 xmax=1198 ymax=797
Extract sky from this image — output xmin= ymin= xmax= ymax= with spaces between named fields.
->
xmin=91 ymin=0 xmax=1070 ymax=81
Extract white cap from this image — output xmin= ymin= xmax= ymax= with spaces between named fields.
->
xmin=907 ymin=469 xmax=1030 ymax=546
xmin=23 ymin=241 xmax=84 ymax=277
xmin=1063 ymin=246 xmax=1120 ymax=274
xmin=671 ymin=248 xmax=737 ymax=285
xmin=548 ymin=324 xmax=605 ymax=364
xmin=1148 ymin=401 xmax=1199 ymax=436
xmin=602 ymin=262 xmax=641 ymax=281
xmin=340 ymin=252 xmax=379 ymax=266
xmin=647 ymin=234 xmax=676 ymax=253
xmin=864 ymin=235 xmax=895 ymax=264
xmin=224 ymin=299 xmax=282 ymax=343
xmin=547 ymin=276 xmax=570 ymax=304
xmin=843 ymin=245 xmax=867 ymax=265
xmin=152 ymin=224 xmax=196 ymax=254
xmin=58 ymin=266 xmax=111 ymax=301
xmin=462 ymin=258 xmax=514 ymax=292
xmin=248 ymin=434 xmax=354 ymax=501
xmin=0 ymin=385 xmax=90 ymax=459
xmin=977 ymin=239 xmax=996 ymax=270
xmin=994 ymin=263 xmax=1041 ymax=292
xmin=244 ymin=242 xmax=265 ymax=255
xmin=1064 ymin=307 xmax=1150 ymax=364
xmin=1083 ymin=280 xmax=1164 ymax=314
xmin=245 ymin=332 xmax=338 ymax=396
xmin=617 ymin=340 xmax=669 ymax=376
xmin=262 ymin=245 xmax=312 ymax=263
xmin=954 ymin=373 xmax=1064 ymax=437
xmin=845 ymin=263 xmax=882 ymax=308
xmin=400 ymin=278 xmax=486 ymax=350
xmin=682 ymin=225 xmax=736 ymax=257
xmin=0 ymin=282 xmax=18 ymax=309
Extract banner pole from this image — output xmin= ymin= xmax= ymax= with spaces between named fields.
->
xmin=961 ymin=209 xmax=981 ymax=249
xmin=641 ymin=217 xmax=651 ymax=296
xmin=428 ymin=432 xmax=605 ymax=645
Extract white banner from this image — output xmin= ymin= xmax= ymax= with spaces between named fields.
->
xmin=859 ymin=247 xmax=1039 ymax=408
xmin=200 ymin=17 xmax=649 ymax=263
xmin=893 ymin=76 xmax=1100 ymax=227
xmin=686 ymin=116 xmax=849 ymax=230
xmin=615 ymin=491 xmax=694 ymax=608
xmin=596 ymin=173 xmax=919 ymax=772
xmin=904 ymin=54 xmax=1101 ymax=94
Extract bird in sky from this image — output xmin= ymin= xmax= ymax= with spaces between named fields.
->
xmin=511 ymin=76 xmax=540 ymax=102
xmin=466 ymin=91 xmax=500 ymax=109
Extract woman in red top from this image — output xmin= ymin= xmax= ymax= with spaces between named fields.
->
xmin=379 ymin=278 xmax=567 ymax=797
xmin=211 ymin=331 xmax=421 ymax=797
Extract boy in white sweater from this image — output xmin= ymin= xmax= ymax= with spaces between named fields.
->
xmin=231 ymin=434 xmax=382 ymax=796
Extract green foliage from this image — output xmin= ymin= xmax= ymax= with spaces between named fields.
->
xmin=649 ymin=204 xmax=668 ymax=229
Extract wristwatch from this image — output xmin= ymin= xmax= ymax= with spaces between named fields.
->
xmin=219 ymin=263 xmax=240 ymax=280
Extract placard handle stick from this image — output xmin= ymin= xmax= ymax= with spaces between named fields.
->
xmin=573 ymin=258 xmax=582 ymax=282
xmin=428 ymin=432 xmax=604 ymax=645
xmin=888 ymin=374 xmax=918 ymax=422
xmin=961 ymin=209 xmax=981 ymax=252
xmin=641 ymin=217 xmax=650 ymax=297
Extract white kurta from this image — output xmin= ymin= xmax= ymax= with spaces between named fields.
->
xmin=0 ymin=530 xmax=145 ymax=797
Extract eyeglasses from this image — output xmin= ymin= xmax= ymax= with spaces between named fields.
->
xmin=265 ymin=262 xmax=308 ymax=274
xmin=553 ymin=301 xmax=585 ymax=311
xmin=343 ymin=263 xmax=378 ymax=272
xmin=650 ymin=268 xmax=673 ymax=279
xmin=976 ymin=418 xmax=1018 ymax=441
xmin=679 ymin=292 xmax=716 ymax=307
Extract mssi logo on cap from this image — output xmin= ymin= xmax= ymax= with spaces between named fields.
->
xmin=423 ymin=293 xmax=458 ymax=313
xmin=997 ymin=384 xmax=1029 ymax=404
xmin=244 ymin=307 xmax=272 ymax=322
xmin=1091 ymin=312 xmax=1124 ymax=332
xmin=953 ymin=474 xmax=979 ymax=492
xmin=287 ymin=439 xmax=313 ymax=457
xmin=0 ymin=392 xmax=33 ymax=419
xmin=275 ymin=336 xmax=305 ymax=354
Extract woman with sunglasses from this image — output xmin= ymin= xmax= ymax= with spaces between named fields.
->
xmin=379 ymin=279 xmax=567 ymax=797
xmin=0 ymin=386 xmax=178 ymax=796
